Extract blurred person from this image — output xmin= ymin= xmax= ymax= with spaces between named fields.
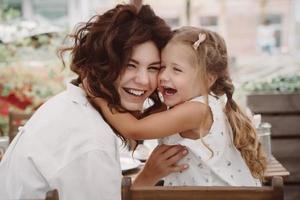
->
xmin=0 ymin=4 xmax=188 ymax=200
xmin=257 ymin=19 xmax=276 ymax=55
xmin=92 ymin=27 xmax=267 ymax=186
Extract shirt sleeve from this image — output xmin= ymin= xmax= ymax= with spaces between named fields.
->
xmin=49 ymin=150 xmax=121 ymax=200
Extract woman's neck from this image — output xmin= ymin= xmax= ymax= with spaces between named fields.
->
xmin=130 ymin=110 xmax=143 ymax=119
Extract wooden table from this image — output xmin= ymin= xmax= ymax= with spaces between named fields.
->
xmin=123 ymin=155 xmax=290 ymax=184
xmin=264 ymin=156 xmax=290 ymax=181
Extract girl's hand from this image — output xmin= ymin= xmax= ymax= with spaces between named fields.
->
xmin=132 ymin=144 xmax=189 ymax=187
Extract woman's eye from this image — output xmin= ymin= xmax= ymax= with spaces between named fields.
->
xmin=127 ymin=64 xmax=136 ymax=69
xmin=148 ymin=66 xmax=160 ymax=72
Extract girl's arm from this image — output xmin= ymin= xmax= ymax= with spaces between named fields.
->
xmin=93 ymin=98 xmax=208 ymax=140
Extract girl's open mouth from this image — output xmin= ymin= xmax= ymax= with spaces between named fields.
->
xmin=162 ymin=87 xmax=177 ymax=96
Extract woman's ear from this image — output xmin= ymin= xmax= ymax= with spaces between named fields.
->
xmin=208 ymin=73 xmax=217 ymax=88
xmin=81 ymin=77 xmax=95 ymax=98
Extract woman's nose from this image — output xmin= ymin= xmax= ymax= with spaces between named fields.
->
xmin=134 ymin=70 xmax=149 ymax=85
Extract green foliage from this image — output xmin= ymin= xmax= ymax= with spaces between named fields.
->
xmin=242 ymin=74 xmax=300 ymax=93
xmin=0 ymin=32 xmax=73 ymax=135
xmin=0 ymin=44 xmax=11 ymax=62
xmin=0 ymin=6 xmax=21 ymax=22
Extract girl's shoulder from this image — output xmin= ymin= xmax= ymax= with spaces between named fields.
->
xmin=189 ymin=95 xmax=221 ymax=110
xmin=189 ymin=95 xmax=225 ymax=122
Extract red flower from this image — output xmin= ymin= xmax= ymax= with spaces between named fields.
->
xmin=0 ymin=93 xmax=32 ymax=111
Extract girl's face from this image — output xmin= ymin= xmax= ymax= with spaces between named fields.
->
xmin=159 ymin=42 xmax=203 ymax=107
xmin=114 ymin=41 xmax=161 ymax=111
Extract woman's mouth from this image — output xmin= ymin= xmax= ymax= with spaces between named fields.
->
xmin=123 ymin=88 xmax=146 ymax=97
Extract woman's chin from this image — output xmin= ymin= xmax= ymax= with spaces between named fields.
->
xmin=121 ymin=101 xmax=143 ymax=112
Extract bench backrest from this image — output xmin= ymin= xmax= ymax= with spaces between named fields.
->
xmin=122 ymin=176 xmax=284 ymax=200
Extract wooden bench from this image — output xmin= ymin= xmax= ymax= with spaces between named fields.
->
xmin=264 ymin=156 xmax=290 ymax=181
xmin=123 ymin=155 xmax=290 ymax=185
xmin=45 ymin=190 xmax=59 ymax=200
xmin=247 ymin=93 xmax=300 ymax=199
xmin=122 ymin=176 xmax=284 ymax=200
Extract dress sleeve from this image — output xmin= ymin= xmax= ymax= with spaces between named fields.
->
xmin=49 ymin=150 xmax=121 ymax=200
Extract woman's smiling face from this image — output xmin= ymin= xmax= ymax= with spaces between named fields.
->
xmin=114 ymin=41 xmax=161 ymax=111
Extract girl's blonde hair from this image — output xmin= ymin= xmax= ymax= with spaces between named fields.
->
xmin=170 ymin=26 xmax=267 ymax=180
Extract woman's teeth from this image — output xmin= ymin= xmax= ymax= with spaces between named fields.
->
xmin=125 ymin=88 xmax=145 ymax=96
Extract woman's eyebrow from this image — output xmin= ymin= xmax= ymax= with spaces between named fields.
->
xmin=129 ymin=59 xmax=160 ymax=66
xmin=150 ymin=61 xmax=161 ymax=65
xmin=128 ymin=58 xmax=139 ymax=64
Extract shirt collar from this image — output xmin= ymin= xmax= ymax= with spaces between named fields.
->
xmin=66 ymin=82 xmax=89 ymax=106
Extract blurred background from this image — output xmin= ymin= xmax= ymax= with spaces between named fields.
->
xmin=0 ymin=0 xmax=300 ymax=199
xmin=1 ymin=0 xmax=300 ymax=132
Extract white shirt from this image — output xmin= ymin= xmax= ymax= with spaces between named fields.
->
xmin=0 ymin=83 xmax=122 ymax=200
xmin=160 ymin=96 xmax=261 ymax=187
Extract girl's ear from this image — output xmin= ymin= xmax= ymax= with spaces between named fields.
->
xmin=207 ymin=73 xmax=217 ymax=88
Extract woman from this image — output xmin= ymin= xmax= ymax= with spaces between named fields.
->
xmin=0 ymin=4 xmax=187 ymax=200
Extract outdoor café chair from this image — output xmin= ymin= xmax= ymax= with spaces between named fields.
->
xmin=8 ymin=111 xmax=32 ymax=142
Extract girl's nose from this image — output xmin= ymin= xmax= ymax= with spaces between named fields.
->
xmin=159 ymin=69 xmax=170 ymax=82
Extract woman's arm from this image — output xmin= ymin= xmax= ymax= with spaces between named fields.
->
xmin=133 ymin=144 xmax=189 ymax=187
xmin=93 ymin=97 xmax=208 ymax=140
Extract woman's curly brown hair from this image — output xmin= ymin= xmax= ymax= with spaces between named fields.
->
xmin=59 ymin=4 xmax=171 ymax=141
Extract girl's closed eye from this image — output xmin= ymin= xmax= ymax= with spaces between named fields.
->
xmin=173 ymin=67 xmax=183 ymax=72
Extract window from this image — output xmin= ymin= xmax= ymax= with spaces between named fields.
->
xmin=33 ymin=0 xmax=67 ymax=20
xmin=258 ymin=14 xmax=282 ymax=54
xmin=265 ymin=14 xmax=282 ymax=25
xmin=164 ymin=17 xmax=180 ymax=28
xmin=200 ymin=16 xmax=218 ymax=26
xmin=199 ymin=16 xmax=219 ymax=32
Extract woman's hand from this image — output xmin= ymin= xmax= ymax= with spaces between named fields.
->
xmin=132 ymin=144 xmax=188 ymax=187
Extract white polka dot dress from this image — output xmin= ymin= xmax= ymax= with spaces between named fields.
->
xmin=160 ymin=95 xmax=261 ymax=187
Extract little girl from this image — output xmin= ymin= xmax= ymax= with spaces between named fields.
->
xmin=91 ymin=27 xmax=266 ymax=186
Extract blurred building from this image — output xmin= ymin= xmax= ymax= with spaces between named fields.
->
xmin=145 ymin=0 xmax=300 ymax=57
xmin=2 ymin=0 xmax=116 ymax=27
xmin=2 ymin=0 xmax=300 ymax=57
